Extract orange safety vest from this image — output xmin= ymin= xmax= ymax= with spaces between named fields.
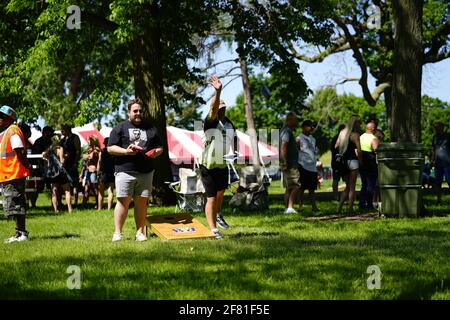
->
xmin=0 ymin=124 xmax=30 ymax=183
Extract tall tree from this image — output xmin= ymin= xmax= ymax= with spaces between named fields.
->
xmin=1 ymin=0 xmax=220 ymax=204
xmin=261 ymin=0 xmax=450 ymax=137
xmin=391 ymin=0 xmax=423 ymax=142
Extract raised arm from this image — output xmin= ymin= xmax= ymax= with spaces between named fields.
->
xmin=208 ymin=75 xmax=222 ymax=120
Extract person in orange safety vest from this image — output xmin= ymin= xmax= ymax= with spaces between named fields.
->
xmin=0 ymin=105 xmax=31 ymax=243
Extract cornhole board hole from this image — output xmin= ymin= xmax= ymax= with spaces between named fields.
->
xmin=145 ymin=213 xmax=215 ymax=240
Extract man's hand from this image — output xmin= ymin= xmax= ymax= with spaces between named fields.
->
xmin=208 ymin=74 xmax=222 ymax=92
xmin=145 ymin=147 xmax=163 ymax=158
xmin=127 ymin=144 xmax=143 ymax=155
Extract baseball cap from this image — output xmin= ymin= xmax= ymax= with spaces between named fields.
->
xmin=302 ymin=120 xmax=316 ymax=128
xmin=42 ymin=126 xmax=55 ymax=135
xmin=0 ymin=105 xmax=16 ymax=119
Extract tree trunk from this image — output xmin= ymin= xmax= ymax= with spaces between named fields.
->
xmin=238 ymin=52 xmax=261 ymax=181
xmin=131 ymin=4 xmax=175 ymax=205
xmin=391 ymin=0 xmax=423 ymax=143
xmin=384 ymin=87 xmax=392 ymax=136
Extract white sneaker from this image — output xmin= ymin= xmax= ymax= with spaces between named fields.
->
xmin=112 ymin=232 xmax=123 ymax=242
xmin=135 ymin=231 xmax=147 ymax=242
xmin=284 ymin=207 xmax=297 ymax=214
xmin=211 ymin=228 xmax=223 ymax=240
xmin=4 ymin=231 xmax=28 ymax=244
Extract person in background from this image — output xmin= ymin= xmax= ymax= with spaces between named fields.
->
xmin=43 ymin=135 xmax=73 ymax=213
xmin=60 ymin=123 xmax=81 ymax=207
xmin=280 ymin=112 xmax=300 ymax=214
xmin=335 ymin=115 xmax=362 ymax=215
xmin=373 ymin=128 xmax=385 ymax=208
xmin=431 ymin=122 xmax=450 ymax=204
xmin=108 ymin=98 xmax=163 ymax=242
xmin=359 ymin=120 xmax=380 ymax=210
xmin=82 ymin=135 xmax=101 ymax=207
xmin=97 ymin=137 xmax=115 ymax=210
xmin=331 ymin=124 xmax=346 ymax=201
xmin=32 ymin=126 xmax=55 ymax=203
xmin=297 ymin=120 xmax=319 ymax=212
xmin=0 ymin=105 xmax=31 ymax=243
xmin=18 ymin=122 xmax=36 ymax=208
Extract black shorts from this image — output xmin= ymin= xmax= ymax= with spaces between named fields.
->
xmin=100 ymin=172 xmax=115 ymax=185
xmin=199 ymin=165 xmax=229 ymax=197
xmin=65 ymin=167 xmax=79 ymax=188
xmin=299 ymin=165 xmax=318 ymax=191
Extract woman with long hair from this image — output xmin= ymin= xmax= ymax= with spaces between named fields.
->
xmin=335 ymin=115 xmax=362 ymax=215
xmin=82 ymin=135 xmax=101 ymax=206
xmin=43 ymin=135 xmax=73 ymax=213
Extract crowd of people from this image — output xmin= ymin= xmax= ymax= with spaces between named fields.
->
xmin=280 ymin=112 xmax=383 ymax=214
xmin=1 ymin=75 xmax=450 ymax=243
xmin=280 ymin=111 xmax=447 ymax=216
xmin=281 ymin=113 xmax=390 ymax=215
xmin=0 ymin=106 xmax=125 ymax=242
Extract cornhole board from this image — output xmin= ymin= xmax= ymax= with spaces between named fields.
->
xmin=145 ymin=213 xmax=215 ymax=240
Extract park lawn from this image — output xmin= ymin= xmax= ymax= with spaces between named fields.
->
xmin=1 ymin=192 xmax=450 ymax=300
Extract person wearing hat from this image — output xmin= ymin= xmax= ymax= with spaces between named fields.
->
xmin=32 ymin=126 xmax=55 ymax=155
xmin=0 ymin=105 xmax=31 ymax=243
xmin=30 ymin=126 xmax=56 ymax=203
xmin=60 ymin=123 xmax=82 ymax=207
xmin=297 ymin=120 xmax=320 ymax=212
xmin=199 ymin=74 xmax=238 ymax=239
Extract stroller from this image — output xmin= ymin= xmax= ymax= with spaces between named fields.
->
xmin=229 ymin=157 xmax=271 ymax=212
xmin=168 ymin=163 xmax=206 ymax=213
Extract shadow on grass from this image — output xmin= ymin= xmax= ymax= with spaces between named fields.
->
xmin=33 ymin=233 xmax=81 ymax=240
xmin=2 ymin=223 xmax=450 ymax=299
xmin=227 ymin=231 xmax=280 ymax=238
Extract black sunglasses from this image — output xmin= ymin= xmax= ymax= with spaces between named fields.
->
xmin=0 ymin=113 xmax=8 ymax=119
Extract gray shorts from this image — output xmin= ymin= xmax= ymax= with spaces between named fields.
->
xmin=1 ymin=178 xmax=26 ymax=218
xmin=347 ymin=160 xmax=359 ymax=171
xmin=115 ymin=171 xmax=154 ymax=198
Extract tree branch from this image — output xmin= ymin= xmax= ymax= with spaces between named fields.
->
xmin=334 ymin=17 xmax=378 ymax=106
xmin=83 ymin=11 xmax=118 ymax=32
xmin=334 ymin=77 xmax=390 ymax=102
xmin=198 ymin=59 xmax=238 ymax=72
xmin=423 ymin=19 xmax=450 ymax=64
xmin=336 ymin=77 xmax=360 ymax=85
xmin=287 ymin=36 xmax=350 ymax=63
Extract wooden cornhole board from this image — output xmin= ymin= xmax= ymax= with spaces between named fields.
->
xmin=145 ymin=213 xmax=215 ymax=240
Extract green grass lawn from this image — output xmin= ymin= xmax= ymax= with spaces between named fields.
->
xmin=1 ymin=190 xmax=450 ymax=300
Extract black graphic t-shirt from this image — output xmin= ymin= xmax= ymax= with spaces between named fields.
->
xmin=108 ymin=121 xmax=162 ymax=173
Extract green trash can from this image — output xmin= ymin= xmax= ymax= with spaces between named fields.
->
xmin=376 ymin=142 xmax=425 ymax=218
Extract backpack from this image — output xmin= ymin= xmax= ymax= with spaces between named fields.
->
xmin=334 ymin=152 xmax=349 ymax=174
xmin=42 ymin=153 xmax=75 ymax=186
xmin=43 ymin=153 xmax=62 ymax=179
